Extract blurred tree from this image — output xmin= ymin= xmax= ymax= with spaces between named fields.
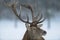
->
xmin=45 ymin=0 xmax=54 ymax=29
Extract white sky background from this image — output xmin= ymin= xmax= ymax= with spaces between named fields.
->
xmin=0 ymin=11 xmax=60 ymax=40
xmin=0 ymin=17 xmax=60 ymax=40
xmin=0 ymin=10 xmax=60 ymax=40
xmin=0 ymin=20 xmax=26 ymax=40
xmin=0 ymin=0 xmax=60 ymax=40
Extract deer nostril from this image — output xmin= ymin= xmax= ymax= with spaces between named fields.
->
xmin=43 ymin=31 xmax=47 ymax=35
xmin=44 ymin=31 xmax=46 ymax=34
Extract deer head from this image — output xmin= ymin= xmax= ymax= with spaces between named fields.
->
xmin=20 ymin=4 xmax=46 ymax=39
xmin=5 ymin=2 xmax=46 ymax=40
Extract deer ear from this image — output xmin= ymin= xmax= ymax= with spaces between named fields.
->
xmin=25 ymin=23 xmax=30 ymax=31
xmin=37 ymin=24 xmax=43 ymax=28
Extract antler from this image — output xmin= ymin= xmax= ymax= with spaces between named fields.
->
xmin=37 ymin=13 xmax=45 ymax=24
xmin=4 ymin=1 xmax=31 ymax=24
xmin=21 ymin=4 xmax=45 ymax=24
xmin=4 ymin=0 xmax=45 ymax=24
xmin=36 ymin=12 xmax=45 ymax=24
xmin=21 ymin=4 xmax=35 ymax=22
xmin=36 ymin=10 xmax=46 ymax=24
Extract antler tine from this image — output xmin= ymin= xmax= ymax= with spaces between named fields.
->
xmin=18 ymin=6 xmax=31 ymax=24
xmin=34 ymin=11 xmax=41 ymax=21
xmin=21 ymin=4 xmax=34 ymax=22
xmin=37 ymin=13 xmax=43 ymax=21
xmin=35 ymin=12 xmax=40 ymax=18
xmin=21 ymin=4 xmax=33 ymax=14
xmin=26 ymin=12 xmax=29 ymax=22
xmin=37 ymin=16 xmax=46 ymax=24
xmin=4 ymin=1 xmax=31 ymax=24
xmin=11 ymin=3 xmax=31 ymax=24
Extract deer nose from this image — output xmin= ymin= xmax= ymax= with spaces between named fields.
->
xmin=43 ymin=31 xmax=47 ymax=36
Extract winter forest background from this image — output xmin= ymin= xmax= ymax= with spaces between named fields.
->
xmin=0 ymin=0 xmax=60 ymax=40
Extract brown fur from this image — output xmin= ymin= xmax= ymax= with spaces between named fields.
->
xmin=22 ymin=30 xmax=45 ymax=40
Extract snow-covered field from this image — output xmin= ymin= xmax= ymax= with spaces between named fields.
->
xmin=0 ymin=20 xmax=60 ymax=40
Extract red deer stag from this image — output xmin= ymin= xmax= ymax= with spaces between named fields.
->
xmin=5 ymin=2 xmax=47 ymax=40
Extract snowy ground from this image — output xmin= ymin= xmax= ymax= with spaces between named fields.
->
xmin=0 ymin=20 xmax=60 ymax=40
